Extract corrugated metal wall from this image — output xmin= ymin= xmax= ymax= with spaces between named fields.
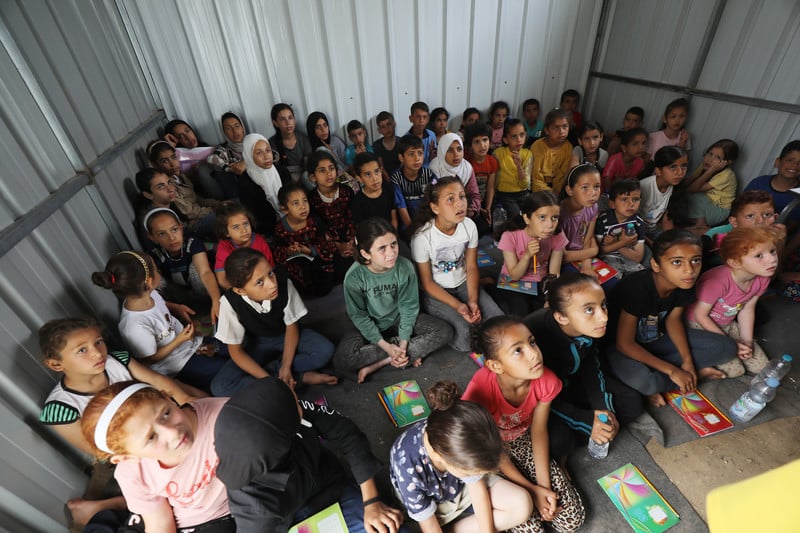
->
xmin=585 ymin=0 xmax=800 ymax=184
xmin=118 ymin=0 xmax=602 ymax=145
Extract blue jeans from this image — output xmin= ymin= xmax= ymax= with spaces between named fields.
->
xmin=175 ymin=337 xmax=229 ymax=391
xmin=210 ymin=329 xmax=334 ymax=396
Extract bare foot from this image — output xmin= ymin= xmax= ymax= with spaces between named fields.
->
xmin=412 ymin=358 xmax=423 ymax=368
xmin=66 ymin=499 xmax=106 ymax=527
xmin=357 ymin=357 xmax=392 ymax=383
xmin=647 ymin=393 xmax=667 ymax=407
xmin=698 ymin=367 xmax=726 ymax=380
xmin=302 ymin=371 xmax=338 ymax=386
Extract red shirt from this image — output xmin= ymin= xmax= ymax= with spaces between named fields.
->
xmin=214 ymin=234 xmax=274 ymax=272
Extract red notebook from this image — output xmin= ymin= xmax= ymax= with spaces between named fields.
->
xmin=663 ymin=390 xmax=734 ymax=436
xmin=571 ymin=258 xmax=618 ymax=284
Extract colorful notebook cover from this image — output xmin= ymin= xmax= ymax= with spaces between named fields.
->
xmin=377 ymin=379 xmax=431 ymax=428
xmin=289 ymin=502 xmax=349 ymax=533
xmin=496 ymin=274 xmax=538 ymax=295
xmin=663 ymin=390 xmax=733 ymax=437
xmin=572 ymin=258 xmax=618 ymax=284
xmin=597 ymin=463 xmax=680 ymax=532
xmin=477 ymin=249 xmax=496 ymax=267
xmin=469 ymin=352 xmax=486 ymax=367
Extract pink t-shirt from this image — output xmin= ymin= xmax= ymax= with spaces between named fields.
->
xmin=645 ymin=130 xmax=691 ymax=158
xmin=687 ymin=266 xmax=770 ymax=326
xmin=462 ymin=366 xmax=561 ymax=441
xmin=214 ymin=233 xmax=275 ymax=272
xmin=115 ymin=398 xmax=230 ymax=527
xmin=602 ymin=153 xmax=645 ymax=187
xmin=498 ymin=229 xmax=569 ymax=282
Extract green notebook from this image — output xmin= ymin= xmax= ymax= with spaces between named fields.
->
xmin=289 ymin=502 xmax=349 ymax=533
xmin=597 ymin=463 xmax=679 ymax=532
xmin=377 ymin=379 xmax=431 ymax=427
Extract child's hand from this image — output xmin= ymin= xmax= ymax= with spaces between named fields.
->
xmin=171 ymin=304 xmax=195 ymax=324
xmin=457 ymin=303 xmax=481 ymax=324
xmin=621 ymin=232 xmax=638 ymax=247
xmin=177 ymin=321 xmax=195 ymax=343
xmin=300 ymin=245 xmax=312 ymax=255
xmin=580 ymin=262 xmax=598 ymax=279
xmin=531 ymin=485 xmax=560 ymax=521
xmin=363 ymin=500 xmax=404 ymax=533
xmin=602 ymin=234 xmax=616 ymax=246
xmin=590 ymin=410 xmax=619 ymax=444
xmin=771 ymin=223 xmax=787 ymax=242
xmin=195 ymin=343 xmax=217 ymax=357
xmin=526 ymin=238 xmax=540 ymax=257
xmin=678 ymin=129 xmax=689 ymax=149
xmin=210 ymin=300 xmax=220 ymax=325
xmin=163 ymin=133 xmax=178 ymax=147
xmin=278 ymin=364 xmax=296 ymax=390
xmin=230 ymin=161 xmax=247 ymax=175
xmin=737 ymin=341 xmax=754 ymax=359
xmin=389 ymin=345 xmax=409 ymax=368
xmin=335 ymin=241 xmax=353 ymax=257
xmin=670 ymin=363 xmax=697 ymax=393
xmin=511 ymin=150 xmax=522 ymax=166
xmin=356 ymin=143 xmax=367 ymax=154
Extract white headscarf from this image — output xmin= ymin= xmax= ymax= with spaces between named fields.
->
xmin=429 ymin=132 xmax=474 ymax=187
xmin=243 ymin=133 xmax=281 ymax=212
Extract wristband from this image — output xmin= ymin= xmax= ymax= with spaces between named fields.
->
xmin=363 ymin=496 xmax=382 ymax=508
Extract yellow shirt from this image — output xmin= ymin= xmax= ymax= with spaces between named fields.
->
xmin=691 ymin=166 xmax=737 ymax=209
xmin=494 ymin=146 xmax=533 ymax=193
xmin=531 ymin=138 xmax=573 ymax=194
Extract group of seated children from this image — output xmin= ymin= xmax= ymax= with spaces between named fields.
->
xmin=40 ymin=90 xmax=800 ymax=531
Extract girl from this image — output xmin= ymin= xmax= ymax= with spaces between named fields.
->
xmin=307 ymin=151 xmax=357 ymax=264
xmin=463 ymin=317 xmax=586 ymax=532
xmin=639 ymin=146 xmax=689 ymax=241
xmin=238 ymin=133 xmax=292 ymax=238
xmin=390 ymin=381 xmax=535 ymax=532
xmin=147 ymin=140 xmax=219 ymax=242
xmin=336 ymin=218 xmax=452 ymax=382
xmin=531 ymin=108 xmax=573 ymax=194
xmin=685 ymin=139 xmax=739 ymax=228
xmin=606 ymin=230 xmax=737 ymax=407
xmin=207 ymin=111 xmax=247 ymax=177
xmin=80 ymin=382 xmax=234 ymax=532
xmin=306 ymin=110 xmax=348 ymax=171
xmin=213 ymin=203 xmax=275 ymax=290
xmin=568 ymin=121 xmax=609 ymax=171
xmin=645 ymin=98 xmax=691 ymax=159
xmin=410 ymin=177 xmax=503 ymax=352
xmin=211 ymin=248 xmax=337 ymax=396
xmin=429 ymin=107 xmax=451 ymax=144
xmin=91 ymin=251 xmax=226 ymax=392
xmin=687 ymin=227 xmax=776 ymax=377
xmin=487 ymin=100 xmax=511 ymax=150
xmin=493 ymin=119 xmax=534 ymax=218
xmin=559 ymin=164 xmax=602 ymax=280
xmin=273 ymin=182 xmax=340 ymax=298
xmin=145 ymin=208 xmax=221 ymax=323
xmin=429 ymin=132 xmax=482 ymax=220
xmin=494 ymin=191 xmax=567 ymax=315
xmin=269 ymin=103 xmax=312 ymax=185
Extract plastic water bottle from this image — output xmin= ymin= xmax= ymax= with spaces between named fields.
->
xmin=624 ymin=222 xmax=636 ymax=236
xmin=587 ymin=413 xmax=610 ymax=459
xmin=492 ymin=204 xmax=508 ymax=234
xmin=751 ymin=354 xmax=792 ymax=387
xmin=729 ymin=377 xmax=779 ymax=423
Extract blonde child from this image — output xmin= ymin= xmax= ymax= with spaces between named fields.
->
xmin=559 ymin=164 xmax=602 ymax=280
xmin=687 ymin=227 xmax=776 ymax=377
xmin=410 ymin=177 xmax=503 ymax=351
xmin=531 ymin=109 xmax=573 ymax=194
xmin=213 ymin=203 xmax=274 ymax=290
xmin=569 ymin=121 xmax=608 ymax=171
xmin=645 ymin=97 xmax=691 ymax=160
xmin=685 ymin=139 xmax=739 ymax=228
xmin=493 ymin=119 xmax=533 ymax=218
xmin=463 ymin=317 xmax=586 ymax=532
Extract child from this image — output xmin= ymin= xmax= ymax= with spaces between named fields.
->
xmin=374 ymin=110 xmax=401 ymax=177
xmin=605 ymin=106 xmax=644 ymax=155
xmin=687 ymin=227 xmax=776 ymax=377
xmin=705 ymin=191 xmax=785 ymax=253
xmin=645 ymin=97 xmax=691 ymax=159
xmin=307 ymin=151 xmax=356 ymax=263
xmin=569 ymin=121 xmax=609 ymax=170
xmin=531 ymin=108 xmax=573 ymax=194
xmin=351 ymin=152 xmax=398 ymax=228
xmin=410 ymin=177 xmax=503 ymax=351
xmin=464 ymin=123 xmax=499 ymax=225
xmin=522 ymin=98 xmax=544 ymax=145
xmin=743 ymin=140 xmax=800 ymax=227
xmin=239 ymin=133 xmax=292 ymax=237
xmin=463 ymin=317 xmax=586 ymax=531
xmin=459 ymin=106 xmax=481 ymax=136
xmin=560 ymin=89 xmax=583 ymax=132
xmin=207 ymin=111 xmax=247 ymax=178
xmin=493 ymin=118 xmax=533 ymax=218
xmin=306 ymin=111 xmax=348 ymax=171
xmin=606 ymin=230 xmax=736 ymax=406
xmin=602 ymin=127 xmax=648 ymax=191
xmin=133 ymin=167 xmax=180 ymax=249
xmin=273 ymin=182 xmax=340 ymax=297
xmin=344 ymin=119 xmax=374 ymax=168
xmin=429 ymin=132 xmax=482 ymax=220
xmin=685 ymin=139 xmax=739 ymax=228
xmin=595 ymin=179 xmax=647 ymax=274
xmin=495 ymin=191 xmax=567 ymax=315
xmin=213 ymin=203 xmax=275 ymax=290
xmin=269 ymin=103 xmax=312 ymax=184
xmin=145 ymin=208 xmax=222 ymax=321
xmin=407 ymin=101 xmax=437 ymax=167
xmin=391 ymin=134 xmax=437 ymax=228
xmin=164 ymin=119 xmax=235 ymax=201
xmin=525 ymin=275 xmax=643 ymax=454
xmin=639 ymin=146 xmax=689 ymax=241
xmin=390 ymin=381 xmax=535 ymax=532
xmin=429 ymin=106 xmax=451 ymax=144
xmin=91 ymin=251 xmax=227 ymax=391
xmin=487 ymin=100 xmax=511 ymax=150
xmin=559 ymin=164 xmax=602 ymax=280
xmin=211 ymin=248 xmax=337 ymax=396
xmin=336 ymin=218 xmax=451 ymax=382
xmin=147 ymin=140 xmax=219 ymax=242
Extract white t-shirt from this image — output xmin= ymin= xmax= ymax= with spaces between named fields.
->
xmin=119 ymin=290 xmax=201 ymax=376
xmin=411 ymin=217 xmax=478 ymax=289
xmin=639 ymin=175 xmax=673 ymax=231
xmin=215 ymin=279 xmax=307 ymax=345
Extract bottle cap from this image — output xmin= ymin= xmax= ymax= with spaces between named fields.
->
xmin=782 ymin=354 xmax=793 ymax=362
xmin=598 ymin=413 xmax=609 ymax=423
xmin=766 ymin=377 xmax=780 ymax=388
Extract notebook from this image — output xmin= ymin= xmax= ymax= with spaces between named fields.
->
xmin=377 ymin=379 xmax=431 ymax=428
xmin=597 ymin=463 xmax=679 ymax=532
xmin=663 ymin=390 xmax=733 ymax=437
xmin=289 ymin=502 xmax=349 ymax=533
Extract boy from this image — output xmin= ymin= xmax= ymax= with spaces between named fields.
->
xmin=606 ymin=106 xmax=645 ymax=155
xmin=307 ymin=151 xmax=356 ymax=262
xmin=595 ymin=179 xmax=647 ymax=274
xmin=464 ymin=123 xmax=499 ymax=220
xmin=560 ymin=89 xmax=583 ymax=133
xmin=522 ymin=98 xmax=543 ymax=146
xmin=459 ymin=107 xmax=481 ymax=137
xmin=407 ymin=101 xmax=437 ymax=167
xmin=391 ymin=135 xmax=437 ymax=228
xmin=351 ymin=152 xmax=398 ymax=228
xmin=602 ymin=127 xmax=648 ymax=191
xmin=344 ymin=119 xmax=374 ymax=168
xmin=374 ymin=111 xmax=401 ymax=179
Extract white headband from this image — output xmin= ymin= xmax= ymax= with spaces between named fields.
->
xmin=94 ymin=383 xmax=151 ymax=454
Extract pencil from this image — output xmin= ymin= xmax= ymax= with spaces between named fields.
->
xmin=533 ymin=254 xmax=538 ymax=273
